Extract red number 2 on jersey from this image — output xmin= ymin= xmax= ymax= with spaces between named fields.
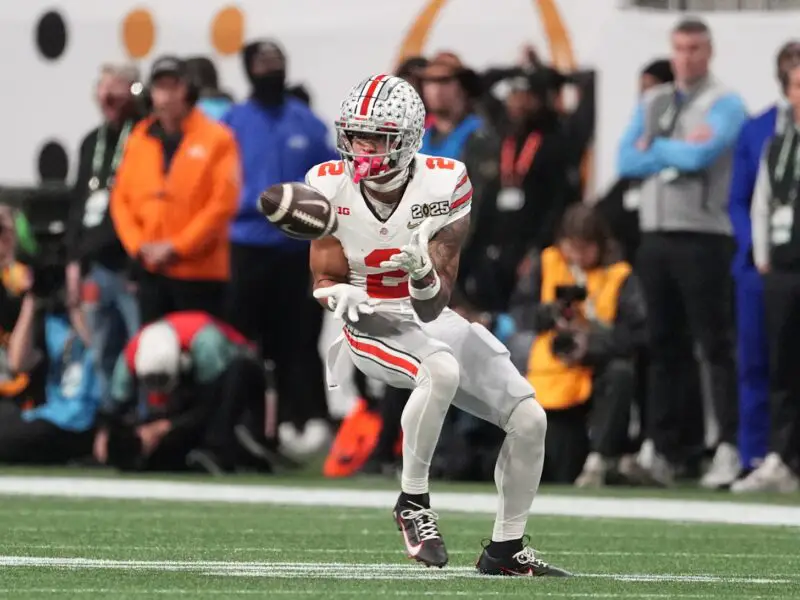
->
xmin=364 ymin=248 xmax=408 ymax=299
xmin=317 ymin=161 xmax=345 ymax=177
xmin=425 ymin=157 xmax=455 ymax=170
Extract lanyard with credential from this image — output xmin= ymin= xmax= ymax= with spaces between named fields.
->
xmin=772 ymin=126 xmax=800 ymax=206
xmin=500 ymin=132 xmax=542 ymax=188
xmin=89 ymin=120 xmax=132 ymax=191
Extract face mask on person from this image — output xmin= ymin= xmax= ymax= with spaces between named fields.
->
xmin=252 ymin=70 xmax=286 ymax=106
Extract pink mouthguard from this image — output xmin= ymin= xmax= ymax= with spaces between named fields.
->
xmin=352 ymin=155 xmax=389 ymax=183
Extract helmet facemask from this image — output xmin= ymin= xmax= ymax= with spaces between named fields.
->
xmin=336 ymin=119 xmax=415 ymax=185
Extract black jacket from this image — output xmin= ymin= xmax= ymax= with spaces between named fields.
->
xmin=457 ymin=119 xmax=578 ymax=312
xmin=66 ymin=120 xmax=139 ymax=271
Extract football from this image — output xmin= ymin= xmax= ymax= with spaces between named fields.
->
xmin=258 ymin=182 xmax=338 ymax=240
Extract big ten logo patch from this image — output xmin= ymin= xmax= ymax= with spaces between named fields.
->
xmin=410 ymin=201 xmax=449 ymax=220
xmin=336 ymin=206 xmax=351 ymax=216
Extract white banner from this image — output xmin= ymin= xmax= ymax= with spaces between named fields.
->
xmin=2 ymin=1 xmax=800 ymax=195
xmin=0 ymin=0 xmax=609 ymax=186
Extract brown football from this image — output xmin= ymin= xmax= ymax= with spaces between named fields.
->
xmin=258 ymin=182 xmax=338 ymax=240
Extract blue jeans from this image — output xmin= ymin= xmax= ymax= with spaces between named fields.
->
xmin=83 ymin=264 xmax=140 ymax=403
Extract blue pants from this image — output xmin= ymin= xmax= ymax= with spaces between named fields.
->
xmin=735 ymin=268 xmax=770 ymax=468
xmin=82 ymin=264 xmax=140 ymax=403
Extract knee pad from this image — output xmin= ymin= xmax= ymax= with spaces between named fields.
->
xmin=504 ymin=398 xmax=547 ymax=440
xmin=417 ymin=351 xmax=460 ymax=399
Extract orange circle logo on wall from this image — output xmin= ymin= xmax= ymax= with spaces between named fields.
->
xmin=122 ymin=8 xmax=156 ymax=59
xmin=395 ymin=0 xmax=576 ymax=71
xmin=211 ymin=6 xmax=245 ymax=55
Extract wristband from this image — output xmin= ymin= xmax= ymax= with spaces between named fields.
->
xmin=409 ymin=270 xmax=441 ymax=300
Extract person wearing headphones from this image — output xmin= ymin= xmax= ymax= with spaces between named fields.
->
xmin=110 ymin=56 xmax=240 ymax=325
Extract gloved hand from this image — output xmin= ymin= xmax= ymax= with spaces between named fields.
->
xmin=379 ymin=218 xmax=435 ymax=280
xmin=313 ymin=284 xmax=379 ymax=323
xmin=493 ymin=313 xmax=516 ymax=344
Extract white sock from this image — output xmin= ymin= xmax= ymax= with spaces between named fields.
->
xmin=400 ymin=351 xmax=460 ymax=495
xmin=492 ymin=398 xmax=547 ymax=541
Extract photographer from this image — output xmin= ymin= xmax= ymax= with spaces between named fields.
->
xmin=0 ymin=204 xmax=36 ymax=402
xmin=0 ymin=263 xmax=98 ymax=464
xmin=509 ymin=204 xmax=647 ymax=485
xmin=93 ymin=311 xmax=275 ymax=474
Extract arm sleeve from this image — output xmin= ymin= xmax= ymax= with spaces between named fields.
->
xmin=751 ymin=152 xmax=772 ymax=269
xmin=100 ymin=354 xmax=136 ymax=420
xmin=617 ymin=102 xmax=666 ymax=179
xmin=728 ymin=122 xmax=758 ymax=253
xmin=584 ymin=273 xmax=648 ymax=364
xmin=171 ymin=135 xmax=241 ymax=257
xmin=190 ymin=325 xmax=239 ymax=385
xmin=508 ymin=254 xmax=547 ymax=332
xmin=65 ymin=135 xmax=93 ymax=262
xmin=110 ymin=139 xmax=145 ymax=258
xmin=650 ymin=94 xmax=748 ymax=172
xmin=441 ymin=165 xmax=472 ymax=230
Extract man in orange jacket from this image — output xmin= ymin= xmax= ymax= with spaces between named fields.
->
xmin=111 ymin=56 xmax=240 ymax=325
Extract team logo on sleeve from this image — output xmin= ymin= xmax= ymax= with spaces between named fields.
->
xmin=408 ymin=201 xmax=449 ymax=228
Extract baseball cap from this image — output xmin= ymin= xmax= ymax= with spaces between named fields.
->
xmin=149 ymin=55 xmax=187 ymax=83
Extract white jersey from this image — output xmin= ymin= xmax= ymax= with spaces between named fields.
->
xmin=305 ymin=154 xmax=472 ymax=308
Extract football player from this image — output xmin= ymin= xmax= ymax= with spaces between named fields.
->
xmin=309 ymin=74 xmax=570 ymax=577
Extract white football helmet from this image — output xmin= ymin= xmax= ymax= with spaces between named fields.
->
xmin=335 ymin=74 xmax=426 ymax=184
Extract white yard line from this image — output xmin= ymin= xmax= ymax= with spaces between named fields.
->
xmin=0 ymin=591 xmax=788 ymax=598
xmin=0 ymin=476 xmax=798 ymax=527
xmin=1 ymin=543 xmax=795 ymax=561
xmin=0 ymin=557 xmax=794 ymax=586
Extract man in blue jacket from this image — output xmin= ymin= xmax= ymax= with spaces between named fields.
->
xmin=222 ymin=39 xmax=336 ymax=443
xmin=617 ymin=18 xmax=748 ymax=488
xmin=728 ymin=41 xmax=800 ymax=473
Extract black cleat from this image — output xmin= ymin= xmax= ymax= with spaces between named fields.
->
xmin=393 ymin=496 xmax=449 ymax=568
xmin=476 ymin=539 xmax=572 ymax=577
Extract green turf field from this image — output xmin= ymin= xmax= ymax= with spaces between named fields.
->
xmin=0 ymin=471 xmax=798 ymax=599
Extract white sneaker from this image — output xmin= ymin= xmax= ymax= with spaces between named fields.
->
xmin=279 ymin=418 xmax=333 ymax=459
xmin=575 ymin=452 xmax=608 ymax=488
xmin=648 ymin=452 xmax=676 ymax=487
xmin=700 ymin=442 xmax=741 ymax=489
xmin=731 ymin=453 xmax=800 ymax=494
xmin=637 ymin=439 xmax=655 ymax=471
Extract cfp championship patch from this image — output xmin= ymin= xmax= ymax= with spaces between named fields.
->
xmin=408 ymin=201 xmax=449 ymax=228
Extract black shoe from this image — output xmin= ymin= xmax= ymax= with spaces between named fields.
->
xmin=476 ymin=539 xmax=572 ymax=577
xmin=186 ymin=449 xmax=233 ymax=476
xmin=393 ymin=495 xmax=448 ymax=568
xmin=234 ymin=424 xmax=298 ymax=471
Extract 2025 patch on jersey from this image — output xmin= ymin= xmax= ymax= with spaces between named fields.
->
xmin=305 ymin=154 xmax=472 ymax=302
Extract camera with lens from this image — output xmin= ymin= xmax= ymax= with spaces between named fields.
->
xmin=551 ymin=284 xmax=588 ymax=358
xmin=30 ymin=261 xmax=66 ymax=313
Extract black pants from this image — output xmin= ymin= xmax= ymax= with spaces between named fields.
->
xmin=226 ymin=244 xmax=328 ymax=428
xmin=0 ymin=402 xmax=93 ymax=464
xmin=108 ymin=356 xmax=268 ymax=471
xmin=543 ymin=359 xmax=635 ymax=483
xmin=137 ymin=270 xmax=226 ymax=325
xmin=637 ymin=233 xmax=737 ymax=463
xmin=763 ymin=270 xmax=800 ymax=467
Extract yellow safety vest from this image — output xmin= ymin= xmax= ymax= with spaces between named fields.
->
xmin=527 ymin=247 xmax=631 ymax=410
